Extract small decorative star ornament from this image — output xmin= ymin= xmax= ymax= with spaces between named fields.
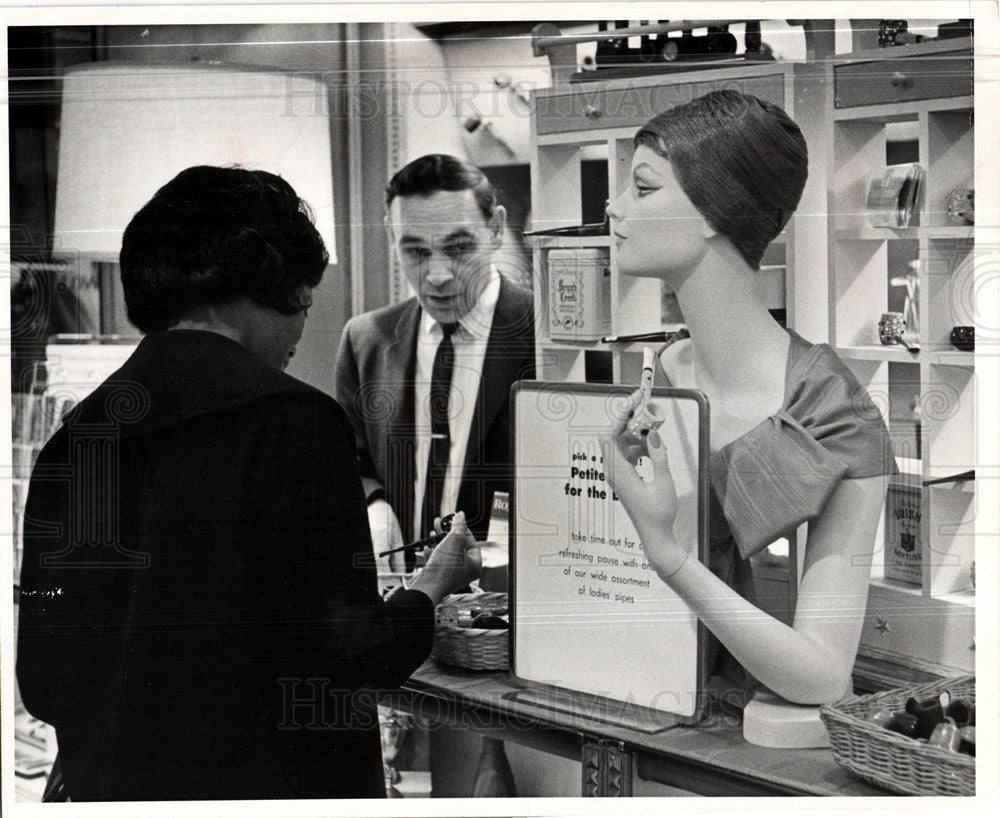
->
xmin=875 ymin=617 xmax=891 ymax=635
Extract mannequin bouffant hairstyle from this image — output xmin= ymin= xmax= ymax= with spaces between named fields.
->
xmin=385 ymin=153 xmax=498 ymax=220
xmin=120 ymin=166 xmax=329 ymax=333
xmin=634 ymin=90 xmax=808 ymax=270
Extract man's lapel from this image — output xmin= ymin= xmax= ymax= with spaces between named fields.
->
xmin=386 ymin=299 xmax=421 ymax=539
xmin=464 ymin=278 xmax=532 ymax=470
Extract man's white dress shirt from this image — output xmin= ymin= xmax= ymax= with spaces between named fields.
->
xmin=412 ymin=270 xmax=500 ymax=541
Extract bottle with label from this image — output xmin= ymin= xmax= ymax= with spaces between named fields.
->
xmin=884 ymin=484 xmax=921 ymax=585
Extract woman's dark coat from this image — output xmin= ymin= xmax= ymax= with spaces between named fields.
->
xmin=16 ymin=330 xmax=435 ymax=800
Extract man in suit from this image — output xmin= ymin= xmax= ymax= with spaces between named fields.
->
xmin=334 ymin=154 xmax=535 ymax=568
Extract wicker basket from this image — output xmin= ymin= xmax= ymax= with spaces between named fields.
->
xmin=431 ymin=592 xmax=509 ymax=671
xmin=820 ymin=675 xmax=975 ymax=796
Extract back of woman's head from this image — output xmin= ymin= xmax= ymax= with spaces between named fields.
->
xmin=635 ymin=90 xmax=808 ymax=270
xmin=120 ymin=165 xmax=329 ymax=333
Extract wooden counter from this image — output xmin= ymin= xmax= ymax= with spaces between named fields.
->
xmin=386 ymin=660 xmax=889 ymax=797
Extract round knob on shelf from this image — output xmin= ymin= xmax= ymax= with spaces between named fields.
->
xmin=583 ymin=104 xmax=602 ymax=119
xmin=890 ymin=72 xmax=911 ymax=88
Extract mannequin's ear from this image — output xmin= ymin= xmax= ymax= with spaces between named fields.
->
xmin=488 ymin=205 xmax=507 ymax=248
xmin=700 ymin=217 xmax=719 ymax=240
xmin=383 ymin=213 xmax=394 ymax=244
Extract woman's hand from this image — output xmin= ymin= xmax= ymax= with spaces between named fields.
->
xmin=408 ymin=512 xmax=481 ymax=605
xmin=600 ymin=390 xmax=687 ymax=578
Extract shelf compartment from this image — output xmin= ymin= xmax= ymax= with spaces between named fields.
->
xmin=835 ymin=345 xmax=919 ymax=362
xmin=921 ymin=109 xmax=975 ymax=229
xmin=889 ymin=474 xmax=921 ymax=494
xmin=531 ymin=142 xmax=609 ymax=232
xmin=534 ymin=70 xmax=785 ymax=135
xmin=925 ymin=483 xmax=976 ymax=596
xmin=832 ymin=95 xmax=973 ymax=122
xmin=833 ymin=50 xmax=972 ymax=109
xmin=536 ymin=346 xmax=626 ymax=386
xmin=838 ymin=358 xmax=893 ymax=431
xmin=867 ymin=576 xmax=923 ymax=598
xmin=832 ymin=118 xmax=896 ymax=235
xmin=926 ymin=349 xmax=974 ymax=367
xmin=526 ymin=235 xmax=612 ymax=249
xmin=537 ymin=345 xmax=588 ymax=383
xmin=536 ymin=336 xmax=602 ymax=351
xmin=922 ymin=364 xmax=975 ymax=478
xmin=894 ymin=456 xmax=922 ymax=480
xmin=535 ymin=130 xmax=621 ymax=147
xmin=534 ymin=245 xmax=612 ymax=345
xmin=859 ymin=581 xmax=975 ymax=672
xmin=925 ymin=237 xmax=975 ymax=350
xmin=886 ymin=360 xmax=922 ymax=465
xmin=830 ymin=240 xmax=892 ymax=348
xmin=933 ymin=589 xmax=975 ymax=608
xmin=833 ymin=225 xmax=974 ymax=241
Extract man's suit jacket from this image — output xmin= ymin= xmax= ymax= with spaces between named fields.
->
xmin=334 ymin=276 xmax=535 ymax=541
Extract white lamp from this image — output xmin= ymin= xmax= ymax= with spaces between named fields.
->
xmin=54 ymin=64 xmax=336 ymax=261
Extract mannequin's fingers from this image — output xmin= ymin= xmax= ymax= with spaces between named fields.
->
xmin=606 ymin=388 xmax=644 ymax=428
xmin=599 ymin=431 xmax=641 ymax=493
xmin=646 ymin=430 xmax=670 ymax=466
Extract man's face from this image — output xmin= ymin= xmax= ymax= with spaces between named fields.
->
xmin=387 ymin=188 xmax=505 ymax=324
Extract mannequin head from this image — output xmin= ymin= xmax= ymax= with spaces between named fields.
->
xmin=631 ymin=90 xmax=808 ymax=271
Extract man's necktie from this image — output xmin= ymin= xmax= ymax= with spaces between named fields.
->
xmin=418 ymin=322 xmax=458 ymax=567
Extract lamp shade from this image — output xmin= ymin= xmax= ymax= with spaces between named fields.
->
xmin=54 ymin=64 xmax=335 ymax=261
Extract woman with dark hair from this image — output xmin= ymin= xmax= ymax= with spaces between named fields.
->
xmin=602 ymin=92 xmax=896 ymax=705
xmin=118 ymin=164 xmax=329 ymax=341
xmin=17 ymin=165 xmax=480 ymax=800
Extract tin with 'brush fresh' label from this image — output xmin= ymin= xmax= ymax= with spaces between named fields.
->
xmin=548 ymin=248 xmax=611 ymax=341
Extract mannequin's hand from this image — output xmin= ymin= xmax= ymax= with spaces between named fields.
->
xmin=600 ymin=391 xmax=686 ymax=577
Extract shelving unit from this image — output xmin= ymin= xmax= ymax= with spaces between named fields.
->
xmin=827 ymin=38 xmax=975 ymax=674
xmin=528 ymin=37 xmax=976 ymax=683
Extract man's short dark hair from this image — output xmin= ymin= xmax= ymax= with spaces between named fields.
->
xmin=120 ymin=165 xmax=329 ymax=333
xmin=385 ymin=154 xmax=498 ymax=220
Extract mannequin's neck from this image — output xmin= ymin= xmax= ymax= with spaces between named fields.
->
xmin=672 ymin=251 xmax=787 ymax=391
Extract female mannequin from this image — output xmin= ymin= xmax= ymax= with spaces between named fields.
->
xmin=602 ymin=91 xmax=896 ymax=705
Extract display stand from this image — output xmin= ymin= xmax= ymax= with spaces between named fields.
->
xmin=510 ymin=382 xmax=710 ymax=726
